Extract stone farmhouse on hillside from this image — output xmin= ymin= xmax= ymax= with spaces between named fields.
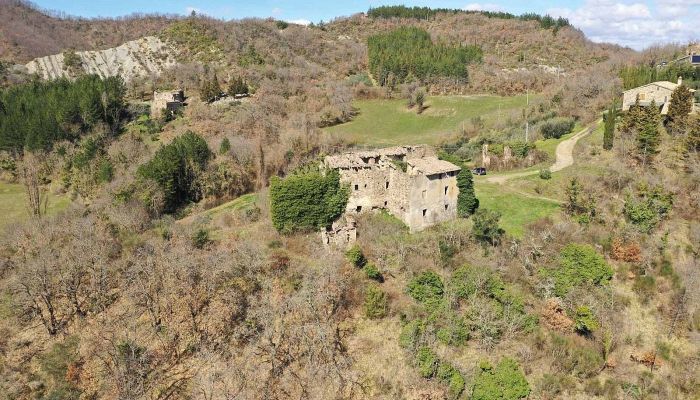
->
xmin=321 ymin=146 xmax=461 ymax=245
xmin=151 ymin=89 xmax=185 ymax=118
xmin=622 ymin=77 xmax=696 ymax=116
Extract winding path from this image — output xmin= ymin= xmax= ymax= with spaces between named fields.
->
xmin=484 ymin=120 xmax=600 ymax=185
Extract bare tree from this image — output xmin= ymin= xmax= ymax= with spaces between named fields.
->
xmin=20 ymin=152 xmax=47 ymax=218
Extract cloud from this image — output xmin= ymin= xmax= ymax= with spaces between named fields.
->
xmin=548 ymin=0 xmax=700 ymax=50
xmin=463 ymin=3 xmax=505 ymax=12
xmin=272 ymin=7 xmax=283 ymax=15
xmin=286 ymin=19 xmax=311 ymax=26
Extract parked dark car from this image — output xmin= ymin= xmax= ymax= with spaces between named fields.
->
xmin=472 ymin=167 xmax=487 ymax=175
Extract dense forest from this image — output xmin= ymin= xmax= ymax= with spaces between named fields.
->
xmin=368 ymin=27 xmax=482 ymax=86
xmin=0 ymin=75 xmax=126 ymax=152
xmin=367 ymin=5 xmax=571 ymax=31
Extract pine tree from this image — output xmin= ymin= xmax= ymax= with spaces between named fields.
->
xmin=637 ymin=100 xmax=661 ymax=164
xmin=667 ymin=84 xmax=693 ymax=136
xmin=603 ymin=101 xmax=617 ymax=150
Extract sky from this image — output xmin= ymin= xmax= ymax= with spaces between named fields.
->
xmin=31 ymin=0 xmax=700 ymax=50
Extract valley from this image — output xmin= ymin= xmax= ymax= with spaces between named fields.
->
xmin=0 ymin=2 xmax=699 ymax=400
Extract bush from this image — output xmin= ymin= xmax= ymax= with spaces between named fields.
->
xmin=472 ymin=358 xmax=530 ymax=400
xmin=437 ymin=362 xmax=467 ymax=399
xmin=623 ymin=184 xmax=673 ymax=233
xmin=416 ymin=346 xmax=439 ymax=378
xmin=269 ymin=169 xmax=349 ymax=233
xmin=472 ymin=209 xmax=505 ymax=246
xmin=275 ymin=20 xmax=289 ymax=29
xmin=633 ymin=275 xmax=656 ymax=304
xmin=364 ymin=285 xmax=388 ymax=319
xmin=137 ymin=131 xmax=211 ymax=213
xmin=544 ymin=244 xmax=613 ymax=296
xmin=192 ymin=228 xmax=210 ymax=249
xmin=407 ymin=271 xmax=444 ymax=306
xmin=574 ymin=306 xmax=599 ymax=335
xmin=363 ymin=262 xmax=384 ymax=282
xmin=539 ymin=169 xmax=552 ymax=180
xmin=219 ymin=137 xmax=231 ymax=154
xmin=399 ymin=319 xmax=426 ymax=350
xmin=540 ymin=118 xmax=575 ymax=139
xmin=345 ymin=244 xmax=367 ymax=267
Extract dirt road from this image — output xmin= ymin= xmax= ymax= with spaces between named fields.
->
xmin=484 ymin=120 xmax=600 ymax=184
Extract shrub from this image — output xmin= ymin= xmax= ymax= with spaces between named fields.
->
xmin=192 ymin=228 xmax=210 ymax=249
xmin=364 ymin=285 xmax=388 ymax=319
xmin=416 ymin=346 xmax=439 ymax=378
xmin=345 ymin=244 xmax=367 ymax=267
xmin=436 ymin=314 xmax=470 ymax=346
xmin=137 ymin=131 xmax=211 ymax=213
xmin=39 ymin=336 xmax=81 ymax=399
xmin=275 ymin=20 xmax=289 ymax=29
xmin=269 ymin=169 xmax=349 ymax=233
xmin=472 ymin=209 xmax=505 ymax=246
xmin=539 ymin=169 xmax=552 ymax=180
xmin=632 ymin=275 xmax=656 ymax=304
xmin=623 ymin=184 xmax=673 ymax=233
xmin=437 ymin=362 xmax=467 ymax=399
xmin=407 ymin=271 xmax=444 ymax=306
xmin=96 ymin=159 xmax=114 ymax=183
xmin=219 ymin=137 xmax=231 ymax=154
xmin=545 ymin=244 xmax=613 ymax=296
xmin=540 ymin=118 xmax=575 ymax=139
xmin=574 ymin=306 xmax=599 ymax=335
xmin=363 ymin=262 xmax=384 ymax=282
xmin=399 ymin=319 xmax=426 ymax=350
xmin=472 ymin=358 xmax=530 ymax=400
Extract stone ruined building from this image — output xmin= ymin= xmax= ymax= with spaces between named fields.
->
xmin=151 ymin=89 xmax=185 ymax=118
xmin=622 ymin=77 xmax=696 ymax=115
xmin=322 ymin=145 xmax=461 ymax=244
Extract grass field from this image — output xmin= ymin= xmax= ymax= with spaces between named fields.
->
xmin=324 ymin=95 xmax=530 ymax=146
xmin=475 ymin=182 xmax=561 ymax=238
xmin=0 ymin=183 xmax=71 ymax=229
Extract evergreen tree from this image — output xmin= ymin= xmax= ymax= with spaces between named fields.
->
xmin=456 ymin=168 xmax=479 ymax=216
xmin=227 ymin=76 xmax=249 ymax=96
xmin=637 ymin=100 xmax=661 ymax=164
xmin=667 ymin=84 xmax=693 ymax=136
xmin=686 ymin=115 xmax=700 ymax=156
xmin=603 ymin=101 xmax=617 ymax=150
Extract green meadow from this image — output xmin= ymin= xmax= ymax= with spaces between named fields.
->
xmin=324 ymin=95 xmax=530 ymax=146
xmin=0 ymin=183 xmax=71 ymax=229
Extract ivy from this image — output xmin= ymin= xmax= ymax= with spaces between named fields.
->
xmin=269 ymin=169 xmax=349 ymax=233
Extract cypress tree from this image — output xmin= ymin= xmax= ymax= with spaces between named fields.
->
xmin=637 ymin=100 xmax=661 ymax=164
xmin=457 ymin=168 xmax=479 ymax=217
xmin=603 ymin=101 xmax=617 ymax=150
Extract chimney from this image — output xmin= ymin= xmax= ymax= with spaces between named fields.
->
xmin=678 ymin=76 xmax=683 ymax=86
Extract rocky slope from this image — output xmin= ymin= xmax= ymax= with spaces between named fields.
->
xmin=24 ymin=36 xmax=177 ymax=82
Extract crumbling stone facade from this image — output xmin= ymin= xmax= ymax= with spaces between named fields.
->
xmin=324 ymin=145 xmax=460 ymax=234
xmin=151 ymin=89 xmax=184 ymax=118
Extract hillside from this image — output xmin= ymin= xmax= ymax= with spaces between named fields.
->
xmin=24 ymin=36 xmax=177 ymax=82
xmin=0 ymin=0 xmax=174 ymax=63
xmin=3 ymin=3 xmax=700 ymax=400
